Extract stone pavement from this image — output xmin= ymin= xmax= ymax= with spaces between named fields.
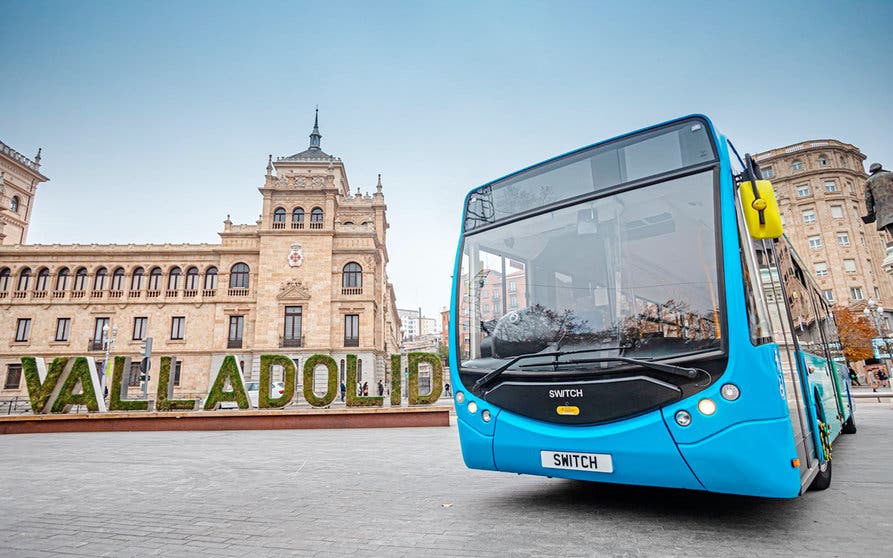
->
xmin=0 ymin=403 xmax=891 ymax=557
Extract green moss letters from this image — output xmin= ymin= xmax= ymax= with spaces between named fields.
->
xmin=51 ymin=357 xmax=106 ymax=413
xmin=302 ymin=354 xmax=338 ymax=407
xmin=346 ymin=354 xmax=383 ymax=407
xmin=108 ymin=356 xmax=149 ymax=411
xmin=21 ymin=356 xmax=69 ymax=414
xmin=390 ymin=354 xmax=402 ymax=406
xmin=156 ymin=357 xmax=197 ymax=411
xmin=259 ymin=354 xmax=296 ymax=408
xmin=408 ymin=352 xmax=443 ymax=405
xmin=203 ymin=355 xmax=250 ymax=410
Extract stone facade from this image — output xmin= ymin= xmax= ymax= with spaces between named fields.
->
xmin=754 ymin=140 xmax=893 ymax=308
xmin=0 ymin=116 xmax=402 ymax=399
xmin=0 ymin=140 xmax=49 ymax=246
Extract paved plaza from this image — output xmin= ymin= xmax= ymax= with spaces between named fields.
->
xmin=0 ymin=404 xmax=891 ymax=557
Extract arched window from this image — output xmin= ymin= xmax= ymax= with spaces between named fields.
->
xmin=229 ymin=263 xmax=250 ymax=289
xmin=273 ymin=207 xmax=286 ymax=223
xmin=292 ymin=207 xmax=305 ymax=224
xmin=342 ymin=262 xmax=362 ymax=289
xmin=168 ymin=267 xmax=181 ymax=290
xmin=818 ymin=155 xmax=829 ymax=166
xmin=56 ymin=267 xmax=70 ymax=291
xmin=343 ymin=221 xmax=355 ymax=226
xmin=0 ymin=267 xmax=11 ymax=292
xmin=310 ymin=207 xmax=323 ymax=229
xmin=791 ymin=160 xmax=804 ymax=171
xmin=148 ymin=267 xmax=163 ymax=291
xmin=35 ymin=268 xmax=50 ymax=292
xmin=94 ymin=267 xmax=107 ymax=290
xmin=10 ymin=196 xmax=19 ymax=213
xmin=204 ymin=266 xmax=218 ymax=290
xmin=111 ymin=267 xmax=126 ymax=291
xmin=185 ymin=267 xmax=199 ymax=290
xmin=17 ymin=267 xmax=31 ymax=291
xmin=131 ymin=267 xmax=144 ymax=291
xmin=74 ymin=268 xmax=88 ymax=291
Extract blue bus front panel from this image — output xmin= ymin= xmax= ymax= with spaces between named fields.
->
xmin=490 ymin=407 xmax=704 ymax=491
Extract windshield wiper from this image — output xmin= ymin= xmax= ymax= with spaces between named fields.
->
xmin=474 ymin=352 xmax=704 ymax=393
xmin=472 ymin=347 xmax=629 ymax=392
xmin=518 ymin=356 xmax=701 ymax=379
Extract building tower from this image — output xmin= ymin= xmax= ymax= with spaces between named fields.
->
xmin=754 ymin=140 xmax=893 ymax=308
xmin=0 ymin=140 xmax=49 ymax=245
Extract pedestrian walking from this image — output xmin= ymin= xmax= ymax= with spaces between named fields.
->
xmin=848 ymin=366 xmax=861 ymax=386
xmin=377 ymin=380 xmax=384 ymax=396
xmin=444 ymin=382 xmax=451 ymax=397
xmin=362 ymin=381 xmax=369 ymax=396
xmin=340 ymin=381 xmax=346 ymax=402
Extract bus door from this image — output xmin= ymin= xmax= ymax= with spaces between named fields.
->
xmin=754 ymin=239 xmax=818 ymax=482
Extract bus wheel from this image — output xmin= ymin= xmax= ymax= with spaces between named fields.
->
xmin=842 ymin=413 xmax=857 ymax=434
xmin=809 ymin=459 xmax=832 ymax=491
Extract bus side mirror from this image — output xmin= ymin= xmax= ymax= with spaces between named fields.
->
xmin=738 ymin=180 xmax=783 ymax=239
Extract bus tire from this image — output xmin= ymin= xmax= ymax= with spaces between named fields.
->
xmin=809 ymin=459 xmax=832 ymax=491
xmin=842 ymin=414 xmax=857 ymax=434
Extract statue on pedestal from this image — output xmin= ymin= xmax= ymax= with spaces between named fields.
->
xmin=864 ymin=163 xmax=893 ymax=245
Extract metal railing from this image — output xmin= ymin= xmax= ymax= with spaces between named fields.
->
xmin=87 ymin=339 xmax=104 ymax=351
xmin=280 ymin=336 xmax=302 ymax=348
xmin=227 ymin=338 xmax=243 ymax=349
xmin=344 ymin=338 xmax=359 ymax=347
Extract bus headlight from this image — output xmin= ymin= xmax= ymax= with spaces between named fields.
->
xmin=698 ymin=398 xmax=717 ymax=416
xmin=467 ymin=401 xmax=478 ymax=414
xmin=481 ymin=409 xmax=491 ymax=422
xmin=720 ymin=383 xmax=740 ymax=401
xmin=675 ymin=410 xmax=692 ymax=426
xmin=455 ymin=391 xmax=465 ymax=404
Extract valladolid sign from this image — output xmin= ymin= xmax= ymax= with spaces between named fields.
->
xmin=20 ymin=352 xmax=443 ymax=414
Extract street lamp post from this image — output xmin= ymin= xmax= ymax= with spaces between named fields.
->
xmin=101 ymin=323 xmax=118 ymax=397
xmin=863 ymin=299 xmax=893 ymax=398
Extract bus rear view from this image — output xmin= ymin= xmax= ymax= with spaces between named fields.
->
xmin=449 ymin=115 xmax=854 ymax=498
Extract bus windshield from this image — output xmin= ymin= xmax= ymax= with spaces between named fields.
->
xmin=458 ymin=169 xmax=722 ymax=369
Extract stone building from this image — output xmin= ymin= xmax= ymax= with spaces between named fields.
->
xmin=0 ymin=140 xmax=49 ymax=246
xmin=0 ymin=114 xmax=402 ymax=398
xmin=754 ymin=139 xmax=893 ymax=308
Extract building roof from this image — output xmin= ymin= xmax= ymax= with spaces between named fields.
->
xmin=278 ymin=108 xmax=340 ymax=163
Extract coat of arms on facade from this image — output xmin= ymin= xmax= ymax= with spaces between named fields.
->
xmin=288 ymin=243 xmax=304 ymax=267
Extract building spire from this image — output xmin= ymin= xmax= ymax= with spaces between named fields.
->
xmin=266 ymin=154 xmax=273 ymax=176
xmin=376 ymin=173 xmax=383 ymax=194
xmin=309 ymin=106 xmax=322 ymax=150
xmin=34 ymin=148 xmax=42 ymax=167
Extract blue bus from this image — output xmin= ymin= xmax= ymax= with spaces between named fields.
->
xmin=449 ymin=115 xmax=855 ymax=498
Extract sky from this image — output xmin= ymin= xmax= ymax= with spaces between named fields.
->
xmin=1 ymin=0 xmax=892 ymax=317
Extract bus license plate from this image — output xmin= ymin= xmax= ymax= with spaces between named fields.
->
xmin=541 ymin=450 xmax=614 ymax=473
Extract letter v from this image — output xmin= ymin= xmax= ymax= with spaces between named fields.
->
xmin=21 ymin=357 xmax=70 ymax=414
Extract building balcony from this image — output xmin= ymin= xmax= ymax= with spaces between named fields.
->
xmin=165 ymin=290 xmax=179 ymax=298
xmin=342 ymin=287 xmax=363 ymax=295
xmin=109 ymin=290 xmax=124 ymax=298
xmin=0 ymin=292 xmax=7 ymax=299
xmin=228 ymin=288 xmax=249 ymax=296
xmin=32 ymin=291 xmax=47 ymax=299
xmin=272 ymin=222 xmax=286 ymax=230
xmin=291 ymin=222 xmax=304 ymax=229
xmin=202 ymin=289 xmax=216 ymax=297
xmin=91 ymin=290 xmax=104 ymax=298
xmin=129 ymin=291 xmax=142 ymax=298
xmin=13 ymin=291 xmax=27 ymax=299
xmin=309 ymin=222 xmax=323 ymax=230
xmin=344 ymin=338 xmax=359 ymax=347
xmin=147 ymin=290 xmax=161 ymax=298
xmin=227 ymin=338 xmax=243 ymax=349
xmin=184 ymin=289 xmax=198 ymax=298
xmin=87 ymin=339 xmax=104 ymax=351
xmin=280 ymin=336 xmax=303 ymax=348
xmin=71 ymin=291 xmax=85 ymax=299
xmin=53 ymin=291 xmax=66 ymax=298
